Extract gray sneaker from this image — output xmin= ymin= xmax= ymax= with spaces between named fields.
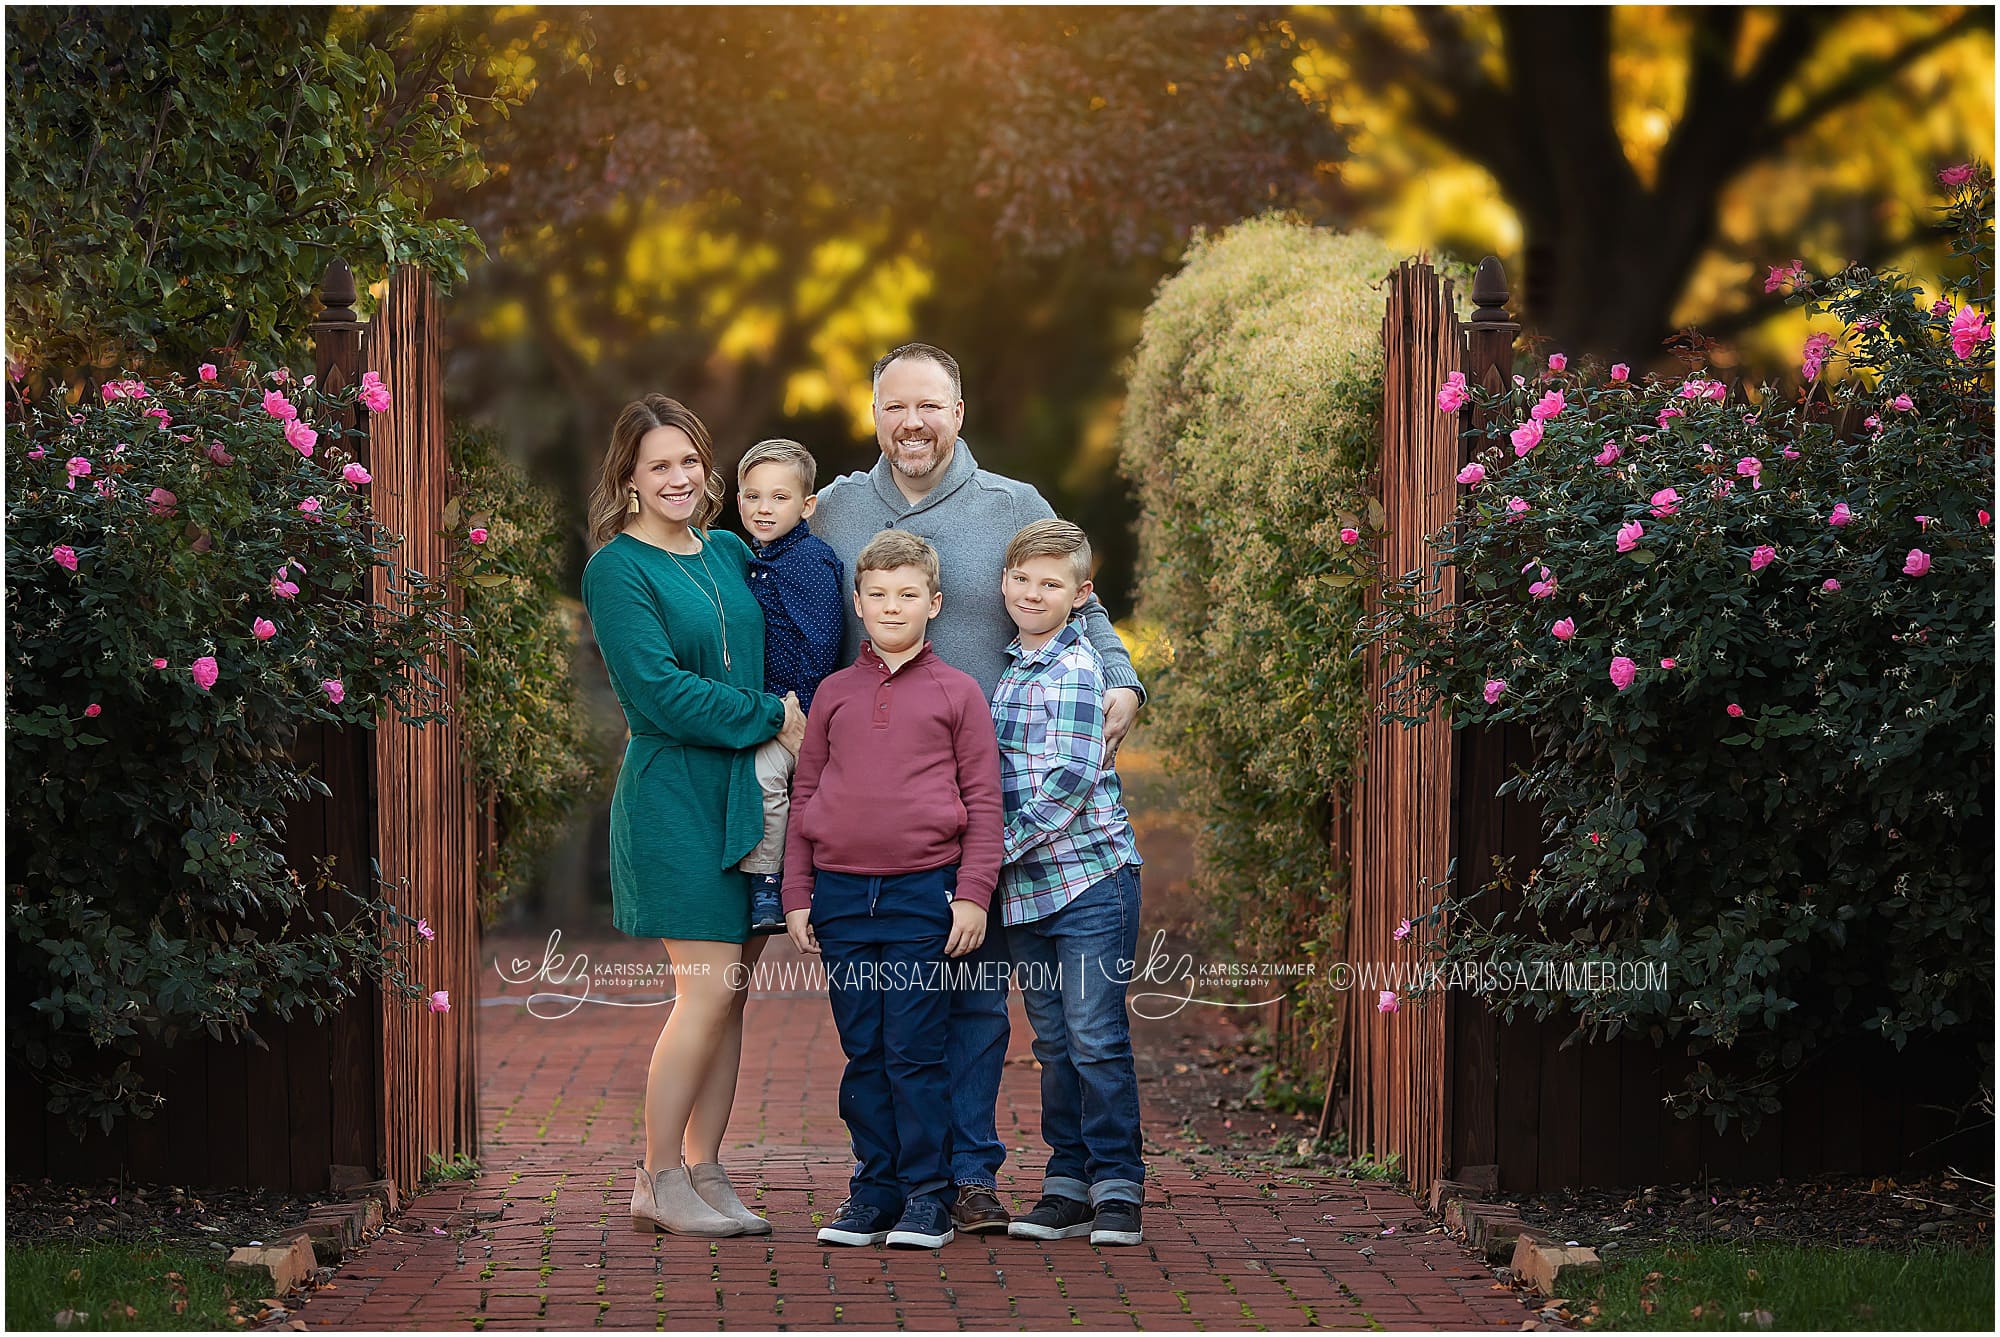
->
xmin=1090 ymin=1200 xmax=1143 ymax=1246
xmin=1007 ymin=1194 xmax=1095 ymax=1241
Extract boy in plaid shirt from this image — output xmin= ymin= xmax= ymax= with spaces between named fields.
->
xmin=989 ymin=519 xmax=1146 ymax=1247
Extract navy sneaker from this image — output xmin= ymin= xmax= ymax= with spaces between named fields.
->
xmin=749 ymin=874 xmax=785 ymax=935
xmin=817 ymin=1198 xmax=898 ymax=1247
xmin=884 ymin=1196 xmax=955 ymax=1249
xmin=1006 ymin=1194 xmax=1095 ymax=1241
xmin=1090 ymin=1201 xmax=1143 ymax=1246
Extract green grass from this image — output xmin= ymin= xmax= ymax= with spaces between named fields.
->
xmin=1564 ymin=1241 xmax=1994 ymax=1331
xmin=5 ymin=1241 xmax=252 ymax=1330
xmin=423 ymin=1149 xmax=480 ymax=1182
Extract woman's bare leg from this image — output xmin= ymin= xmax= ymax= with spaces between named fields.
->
xmin=684 ymin=934 xmax=767 ymax=1164
xmin=643 ymin=938 xmax=748 ymax=1173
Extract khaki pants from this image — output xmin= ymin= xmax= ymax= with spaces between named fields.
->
xmin=737 ymin=736 xmax=796 ymax=877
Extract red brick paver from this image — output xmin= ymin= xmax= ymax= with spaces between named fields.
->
xmin=296 ymin=930 xmax=1532 ymax=1331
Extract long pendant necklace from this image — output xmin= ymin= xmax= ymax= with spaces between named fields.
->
xmin=668 ymin=533 xmax=733 ymax=670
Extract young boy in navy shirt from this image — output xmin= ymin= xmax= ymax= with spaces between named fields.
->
xmin=735 ymin=438 xmax=845 ymax=932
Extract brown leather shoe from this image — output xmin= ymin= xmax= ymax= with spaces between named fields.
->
xmin=950 ymin=1185 xmax=1011 ymax=1234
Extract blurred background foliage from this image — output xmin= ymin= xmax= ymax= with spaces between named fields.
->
xmin=419 ymin=4 xmax=1992 ymax=615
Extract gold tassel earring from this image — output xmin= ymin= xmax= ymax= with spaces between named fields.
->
xmin=627 ymin=487 xmax=640 ymax=515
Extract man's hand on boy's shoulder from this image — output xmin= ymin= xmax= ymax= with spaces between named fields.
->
xmin=944 ymin=899 xmax=987 ymax=958
xmin=1104 ymin=686 xmax=1141 ymax=755
xmin=784 ymin=908 xmax=819 ymax=956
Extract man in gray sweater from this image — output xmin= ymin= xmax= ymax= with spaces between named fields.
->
xmin=810 ymin=342 xmax=1145 ymax=1235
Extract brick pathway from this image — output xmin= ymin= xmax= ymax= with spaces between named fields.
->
xmin=295 ymin=929 xmax=1533 ymax=1331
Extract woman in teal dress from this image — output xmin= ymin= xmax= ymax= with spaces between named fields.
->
xmin=581 ymin=395 xmax=806 ymax=1238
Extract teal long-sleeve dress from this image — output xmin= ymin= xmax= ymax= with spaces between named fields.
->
xmin=581 ymin=529 xmax=786 ymax=941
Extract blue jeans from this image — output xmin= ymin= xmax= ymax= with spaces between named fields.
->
xmin=945 ymin=901 xmax=1011 ymax=1189
xmin=1004 ymin=863 xmax=1145 ymax=1205
xmin=812 ymin=867 xmax=956 ymax=1213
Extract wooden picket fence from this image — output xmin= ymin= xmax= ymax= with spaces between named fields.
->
xmin=1330 ymin=256 xmax=1988 ymax=1197
xmin=7 ymin=262 xmax=480 ymax=1196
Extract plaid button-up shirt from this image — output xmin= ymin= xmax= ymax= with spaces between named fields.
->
xmin=991 ymin=617 xmax=1141 ymax=926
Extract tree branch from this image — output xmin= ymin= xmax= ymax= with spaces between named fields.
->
xmin=1756 ymin=7 xmax=1991 ymax=152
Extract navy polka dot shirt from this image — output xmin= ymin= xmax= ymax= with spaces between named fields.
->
xmin=743 ymin=518 xmax=845 ymax=714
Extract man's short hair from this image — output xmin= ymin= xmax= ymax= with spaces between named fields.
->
xmin=1003 ymin=519 xmax=1093 ymax=586
xmin=871 ymin=342 xmax=962 ymax=403
xmin=854 ymin=529 xmax=942 ymax=596
xmin=736 ymin=437 xmax=817 ymax=492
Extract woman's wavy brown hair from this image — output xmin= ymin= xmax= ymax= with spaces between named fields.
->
xmin=587 ymin=395 xmax=727 ymax=545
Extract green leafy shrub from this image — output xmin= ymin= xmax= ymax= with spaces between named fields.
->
xmin=450 ymin=425 xmax=614 ymax=923
xmin=5 ymin=365 xmax=458 ymax=1132
xmin=1366 ymin=171 xmax=1995 ymax=1129
xmin=1118 ymin=217 xmax=1403 ymax=1054
xmin=4 ymin=7 xmax=485 ymax=390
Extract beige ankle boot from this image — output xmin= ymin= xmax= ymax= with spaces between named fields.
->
xmin=688 ymin=1162 xmax=772 ymax=1235
xmin=631 ymin=1159 xmax=744 ymax=1237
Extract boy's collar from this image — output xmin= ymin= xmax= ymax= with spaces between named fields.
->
xmin=1006 ymin=613 xmax=1084 ymax=664
xmin=858 ymin=638 xmax=935 ymax=676
xmin=748 ymin=516 xmax=814 ymax=559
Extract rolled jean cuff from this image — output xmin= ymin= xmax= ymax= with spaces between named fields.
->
xmin=1088 ymin=1178 xmax=1144 ymax=1207
xmin=1040 ymin=1175 xmax=1090 ymax=1204
xmin=954 ymin=1176 xmax=998 ymax=1192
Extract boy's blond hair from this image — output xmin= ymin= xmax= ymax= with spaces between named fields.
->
xmin=1003 ymin=519 xmax=1092 ymax=586
xmin=736 ymin=437 xmax=817 ymax=493
xmin=854 ymin=529 xmax=941 ymax=596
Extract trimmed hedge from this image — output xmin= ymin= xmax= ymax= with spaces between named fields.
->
xmin=1118 ymin=216 xmax=1404 ymax=1055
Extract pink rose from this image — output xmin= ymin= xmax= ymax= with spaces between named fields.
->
xmin=1339 ymin=527 xmax=1360 ymax=544
xmin=1821 ymin=579 xmax=1840 ymax=592
xmin=1510 ymin=419 xmax=1544 ymax=456
xmin=1939 ymin=163 xmax=1975 ymax=187
xmin=1552 ymin=617 xmax=1576 ymax=641
xmin=1981 ymin=510 xmax=1992 ymax=526
xmin=1482 ymin=678 xmax=1506 ymax=705
xmin=206 ymin=442 xmax=235 ymax=466
xmin=299 ymin=497 xmax=322 ymax=517
xmin=469 ymin=527 xmax=489 ymax=545
xmin=198 ymin=363 xmax=218 ymax=382
xmin=1528 ymin=577 xmax=1556 ymax=600
xmin=1530 ymin=390 xmax=1566 ymax=421
xmin=359 ymin=371 xmax=392 ymax=414
xmin=1891 ymin=394 xmax=1914 ymax=412
xmin=65 ymin=456 xmax=92 ymax=490
xmin=284 ymin=418 xmax=318 ymax=457
xmin=1750 ymin=544 xmax=1777 ymax=572
xmin=1659 ymin=657 xmax=1677 ymax=669
xmin=150 ymin=657 xmax=168 ymax=669
xmin=262 ymin=390 xmax=297 ymax=421
xmin=1949 ymin=305 xmax=1991 ymax=360
xmin=27 ymin=446 xmax=45 ymax=460
xmin=321 ymin=678 xmax=346 ymax=705
xmin=417 ymin=918 xmax=436 ymax=942
xmin=1547 ymin=353 xmax=1567 ymax=372
xmin=268 ymin=368 xmax=289 ymax=385
xmin=83 ymin=703 xmax=101 ymax=718
xmin=270 ymin=568 xmax=300 ymax=599
xmin=1902 ymin=549 xmax=1932 ymax=578
xmin=1736 ymin=457 xmax=1761 ymax=483
xmin=1801 ymin=331 xmax=1836 ymax=381
xmin=1781 ymin=447 xmax=1800 ymax=460
xmin=51 ymin=544 xmax=78 ymax=571
xmin=1916 ymin=514 xmax=1932 ymax=531
xmin=1656 ymin=407 xmax=1684 ymax=427
xmin=1828 ymin=503 xmax=1852 ymax=527
xmin=1650 ymin=489 xmax=1680 ymax=518
xmin=1764 ymin=261 xmax=1806 ymax=294
xmin=1393 ymin=918 xmax=1411 ymax=942
xmin=1727 ymin=703 xmax=1744 ymax=718
xmin=1377 ymin=990 xmax=1399 ymax=1015
xmin=1609 ymin=363 xmax=1630 ymax=383
xmin=428 ymin=989 xmax=451 ymax=1014
xmin=192 ymin=656 xmax=219 ymax=691
xmin=1435 ymin=371 xmax=1471 ymax=414
xmin=1932 ymin=297 xmax=1952 ymax=318
xmin=1609 ymin=657 xmax=1637 ymax=692
xmin=1864 ymin=415 xmax=1881 ymax=432
xmin=1616 ymin=520 xmax=1644 ymax=553
xmin=1455 ymin=462 xmax=1486 ymax=486
xmin=1594 ymin=442 xmax=1622 ymax=466
xmin=253 ymin=617 xmax=276 ymax=641
xmin=1505 ymin=497 xmax=1529 ymax=520
xmin=342 ymin=463 xmax=372 ymax=486
xmin=148 ymin=487 xmax=177 ymax=517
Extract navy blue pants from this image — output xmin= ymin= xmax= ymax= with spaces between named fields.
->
xmin=811 ymin=866 xmax=957 ymax=1214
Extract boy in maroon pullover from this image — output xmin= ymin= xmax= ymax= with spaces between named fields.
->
xmin=782 ymin=530 xmax=1003 ymax=1250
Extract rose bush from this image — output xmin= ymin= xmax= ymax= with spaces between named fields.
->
xmin=1366 ymin=169 xmax=1994 ymax=1129
xmin=5 ymin=365 xmax=458 ymax=1132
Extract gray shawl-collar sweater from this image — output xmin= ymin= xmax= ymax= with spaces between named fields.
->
xmin=811 ymin=439 xmax=1144 ymax=703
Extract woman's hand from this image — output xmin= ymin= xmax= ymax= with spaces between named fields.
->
xmin=776 ymin=691 xmax=807 ymax=755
